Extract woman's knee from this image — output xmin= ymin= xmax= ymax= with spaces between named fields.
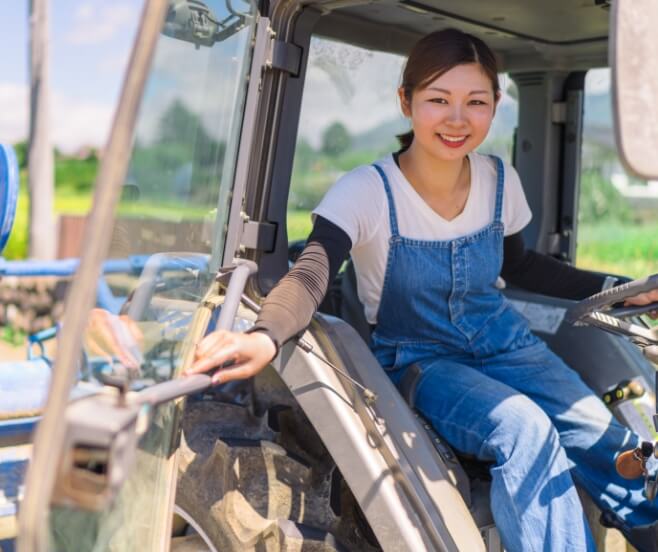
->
xmin=484 ymin=395 xmax=561 ymax=464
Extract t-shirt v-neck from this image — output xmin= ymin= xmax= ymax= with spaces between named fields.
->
xmin=390 ymin=152 xmax=474 ymax=227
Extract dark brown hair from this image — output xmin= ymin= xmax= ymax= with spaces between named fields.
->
xmin=397 ymin=28 xmax=500 ymax=150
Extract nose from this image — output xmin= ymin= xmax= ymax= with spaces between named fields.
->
xmin=446 ymin=104 xmax=467 ymax=127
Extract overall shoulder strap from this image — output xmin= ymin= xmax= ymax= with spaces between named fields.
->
xmin=372 ymin=163 xmax=400 ymax=237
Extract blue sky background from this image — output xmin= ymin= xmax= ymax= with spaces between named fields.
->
xmin=0 ymin=2 xmax=612 ymax=154
xmin=0 ymin=1 xmax=142 ymax=152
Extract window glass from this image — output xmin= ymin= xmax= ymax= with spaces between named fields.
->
xmin=47 ymin=0 xmax=257 ymax=549
xmin=477 ymin=75 xmax=518 ymax=163
xmin=287 ymin=36 xmax=518 ymax=243
xmin=577 ymin=68 xmax=658 ymax=278
xmin=287 ymin=38 xmax=406 ymax=242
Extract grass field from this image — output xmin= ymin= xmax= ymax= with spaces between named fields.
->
xmin=5 ymin=154 xmax=656 ymax=282
xmin=287 ymin=210 xmax=314 ymax=242
xmin=3 ymin=169 xmax=216 ymax=260
xmin=576 ymin=223 xmax=658 ymax=279
xmin=289 ymin=210 xmax=657 ymax=280
xmin=2 ymin=183 xmax=93 ymax=259
xmin=8 ymin=193 xmax=656 ymax=282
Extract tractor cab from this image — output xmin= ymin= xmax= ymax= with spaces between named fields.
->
xmin=11 ymin=0 xmax=658 ymax=551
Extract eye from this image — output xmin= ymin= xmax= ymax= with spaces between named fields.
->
xmin=469 ymin=100 xmax=488 ymax=106
xmin=429 ymin=98 xmax=448 ymax=104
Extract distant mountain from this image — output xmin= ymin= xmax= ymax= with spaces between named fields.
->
xmin=346 ymin=92 xmax=612 ymax=153
xmin=351 ymin=117 xmax=409 ymax=151
xmin=350 ymin=99 xmax=520 ymax=152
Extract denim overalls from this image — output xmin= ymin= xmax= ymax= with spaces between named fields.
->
xmin=369 ymin=157 xmax=657 ymax=551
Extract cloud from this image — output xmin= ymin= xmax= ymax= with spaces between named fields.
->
xmin=0 ymin=23 xmax=254 ymax=153
xmin=0 ymin=84 xmax=29 ymax=145
xmin=587 ymin=68 xmax=611 ymax=95
xmin=66 ymin=2 xmax=135 ymax=45
xmin=0 ymin=82 xmax=113 ymax=152
xmin=51 ymin=92 xmax=114 ymax=153
xmin=133 ymin=33 xmax=253 ymax=144
xmin=298 ymin=40 xmax=405 ymax=148
xmin=99 ymin=52 xmax=130 ymax=75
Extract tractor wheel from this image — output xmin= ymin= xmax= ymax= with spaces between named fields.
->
xmin=173 ymin=368 xmax=381 ymax=552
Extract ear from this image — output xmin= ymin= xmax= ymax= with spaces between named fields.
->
xmin=398 ymin=87 xmax=412 ymax=117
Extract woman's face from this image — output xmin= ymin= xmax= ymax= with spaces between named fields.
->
xmin=400 ymin=63 xmax=498 ymax=161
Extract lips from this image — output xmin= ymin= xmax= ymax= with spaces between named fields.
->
xmin=437 ymin=133 xmax=469 ymax=148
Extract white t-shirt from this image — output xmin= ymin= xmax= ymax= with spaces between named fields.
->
xmin=312 ymin=152 xmax=533 ymax=324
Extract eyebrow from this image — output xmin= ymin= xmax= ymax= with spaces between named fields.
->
xmin=426 ymin=87 xmax=490 ymax=95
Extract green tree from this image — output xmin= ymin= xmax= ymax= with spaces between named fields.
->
xmin=158 ymin=100 xmax=199 ymax=143
xmin=13 ymin=141 xmax=28 ymax=168
xmin=321 ymin=122 xmax=351 ymax=157
xmin=578 ymin=169 xmax=634 ymax=225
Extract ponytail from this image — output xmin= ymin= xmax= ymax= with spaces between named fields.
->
xmin=396 ymin=130 xmax=414 ymax=151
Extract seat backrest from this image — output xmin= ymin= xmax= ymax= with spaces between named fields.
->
xmin=339 ymin=260 xmax=372 ymax=345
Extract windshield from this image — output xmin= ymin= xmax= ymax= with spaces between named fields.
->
xmin=48 ymin=0 xmax=256 ymax=548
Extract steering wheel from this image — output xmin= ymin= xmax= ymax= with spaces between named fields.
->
xmin=567 ymin=275 xmax=658 ymax=495
xmin=566 ymin=273 xmax=658 ymax=363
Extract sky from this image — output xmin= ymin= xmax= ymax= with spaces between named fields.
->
xmin=0 ymin=1 xmax=142 ymax=153
xmin=0 ymin=1 xmax=613 ymax=154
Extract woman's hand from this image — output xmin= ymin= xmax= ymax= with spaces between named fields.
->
xmin=624 ymin=288 xmax=658 ymax=319
xmin=85 ymin=308 xmax=144 ymax=372
xmin=184 ymin=330 xmax=277 ymax=384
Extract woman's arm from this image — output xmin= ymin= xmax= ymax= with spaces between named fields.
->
xmin=186 ymin=216 xmax=351 ymax=383
xmin=249 ymin=216 xmax=352 ymax=350
xmin=501 ymin=232 xmax=620 ymax=299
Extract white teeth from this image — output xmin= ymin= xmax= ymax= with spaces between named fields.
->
xmin=439 ymin=134 xmax=467 ymax=142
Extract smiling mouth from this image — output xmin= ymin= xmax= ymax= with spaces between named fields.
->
xmin=437 ymin=133 xmax=469 ymax=148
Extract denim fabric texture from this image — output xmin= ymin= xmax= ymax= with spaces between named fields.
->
xmin=369 ymin=157 xmax=656 ymax=551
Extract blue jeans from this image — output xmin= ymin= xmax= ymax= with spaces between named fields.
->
xmin=386 ymin=341 xmax=655 ymax=552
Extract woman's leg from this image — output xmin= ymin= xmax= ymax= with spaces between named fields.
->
xmin=480 ymin=341 xmax=658 ymax=527
xmin=412 ymin=357 xmax=595 ymax=552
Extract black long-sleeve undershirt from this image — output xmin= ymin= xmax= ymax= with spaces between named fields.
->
xmin=501 ymin=232 xmax=607 ymax=300
xmin=249 ymin=217 xmax=351 ymax=349
xmin=251 ymin=215 xmax=610 ymax=350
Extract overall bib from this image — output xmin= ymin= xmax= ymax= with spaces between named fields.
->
xmin=369 ymin=157 xmax=657 ymax=551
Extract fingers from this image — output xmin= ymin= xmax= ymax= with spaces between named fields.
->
xmin=211 ymin=361 xmax=260 ymax=385
xmin=120 ymin=315 xmax=144 ymax=348
xmin=185 ymin=330 xmax=235 ymax=375
xmin=188 ymin=342 xmax=241 ymax=375
xmin=85 ymin=309 xmax=141 ymax=370
xmin=185 ymin=330 xmax=277 ymax=384
xmin=195 ymin=329 xmax=229 ymax=358
xmin=624 ymin=289 xmax=658 ymax=306
xmin=622 ymin=289 xmax=658 ymax=319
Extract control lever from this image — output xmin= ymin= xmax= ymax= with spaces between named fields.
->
xmin=616 ymin=441 xmax=658 ymax=500
xmin=616 ymin=442 xmax=652 ymax=480
xmin=51 ymin=259 xmax=257 ymax=511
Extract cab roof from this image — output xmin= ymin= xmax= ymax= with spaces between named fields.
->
xmin=306 ymin=0 xmax=611 ymax=71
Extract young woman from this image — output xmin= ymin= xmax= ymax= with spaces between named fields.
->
xmin=187 ymin=29 xmax=658 ymax=551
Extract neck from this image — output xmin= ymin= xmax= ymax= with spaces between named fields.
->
xmin=399 ymin=142 xmax=467 ymax=196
